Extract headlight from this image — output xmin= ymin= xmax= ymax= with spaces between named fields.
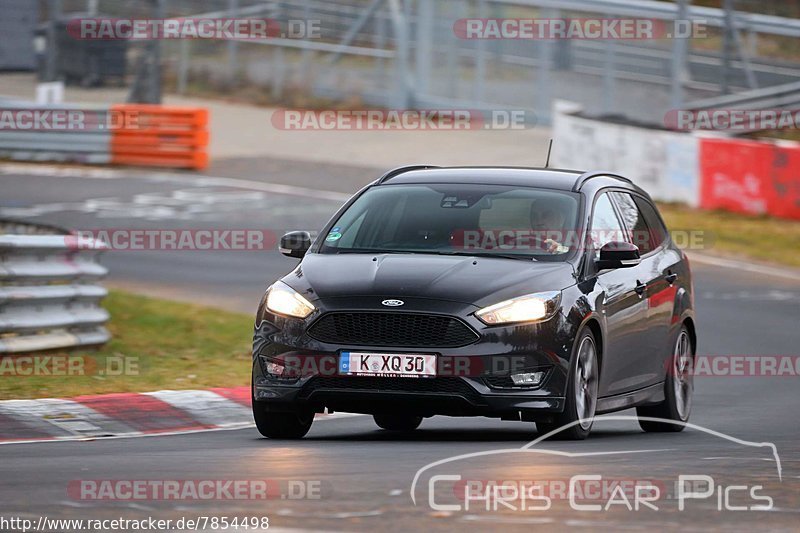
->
xmin=266 ymin=282 xmax=316 ymax=319
xmin=475 ymin=291 xmax=561 ymax=325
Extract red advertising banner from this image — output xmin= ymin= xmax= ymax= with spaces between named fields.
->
xmin=699 ymin=137 xmax=800 ymax=220
xmin=700 ymin=139 xmax=800 ymax=219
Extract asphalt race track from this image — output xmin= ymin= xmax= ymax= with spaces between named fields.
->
xmin=1 ymin=164 xmax=798 ymax=531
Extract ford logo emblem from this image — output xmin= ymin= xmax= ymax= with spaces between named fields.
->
xmin=382 ymin=299 xmax=405 ymax=307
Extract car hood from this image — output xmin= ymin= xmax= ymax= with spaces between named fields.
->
xmin=282 ymin=253 xmax=576 ymax=307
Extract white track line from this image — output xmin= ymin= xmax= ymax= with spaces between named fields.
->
xmin=688 ymin=253 xmax=800 ymax=281
xmin=0 ymin=413 xmax=365 ymax=446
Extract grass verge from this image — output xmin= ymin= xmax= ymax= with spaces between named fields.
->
xmin=658 ymin=203 xmax=800 ymax=268
xmin=0 ymin=290 xmax=253 ymax=400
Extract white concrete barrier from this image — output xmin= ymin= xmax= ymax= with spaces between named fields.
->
xmin=552 ymin=100 xmax=701 ymax=207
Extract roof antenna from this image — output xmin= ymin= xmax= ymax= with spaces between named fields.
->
xmin=545 ymin=139 xmax=554 ymax=169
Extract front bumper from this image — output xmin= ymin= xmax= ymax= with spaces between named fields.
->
xmin=252 ymin=295 xmax=577 ymax=420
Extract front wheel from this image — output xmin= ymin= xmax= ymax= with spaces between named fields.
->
xmin=637 ymin=326 xmax=694 ymax=432
xmin=373 ymin=414 xmax=423 ymax=431
xmin=253 ymin=402 xmax=314 ymax=439
xmin=537 ymin=329 xmax=599 ymax=440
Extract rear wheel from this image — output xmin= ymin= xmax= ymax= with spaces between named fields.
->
xmin=637 ymin=326 xmax=693 ymax=432
xmin=373 ymin=414 xmax=423 ymax=431
xmin=537 ymin=329 xmax=599 ymax=440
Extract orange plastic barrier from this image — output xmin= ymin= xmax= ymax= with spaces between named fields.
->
xmin=110 ymin=105 xmax=209 ymax=170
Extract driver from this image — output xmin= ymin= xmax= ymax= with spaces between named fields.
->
xmin=532 ymin=206 xmax=570 ymax=254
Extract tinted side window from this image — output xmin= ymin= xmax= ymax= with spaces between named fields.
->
xmin=611 ymin=192 xmax=652 ymax=254
xmin=591 ymin=193 xmax=626 ymax=258
xmin=633 ymin=196 xmax=668 ymax=251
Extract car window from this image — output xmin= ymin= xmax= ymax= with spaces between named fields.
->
xmin=590 ymin=193 xmax=626 ymax=259
xmin=633 ymin=196 xmax=669 ymax=251
xmin=320 ymin=184 xmax=580 ymax=259
xmin=611 ymin=192 xmax=653 ymax=255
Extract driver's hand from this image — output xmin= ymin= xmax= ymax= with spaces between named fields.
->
xmin=544 ymin=239 xmax=567 ymax=254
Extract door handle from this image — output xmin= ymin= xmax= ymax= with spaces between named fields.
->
xmin=634 ymin=281 xmax=646 ymax=296
xmin=666 ymin=272 xmax=678 ymax=284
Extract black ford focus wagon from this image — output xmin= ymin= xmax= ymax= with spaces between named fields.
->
xmin=252 ymin=166 xmax=696 ymax=440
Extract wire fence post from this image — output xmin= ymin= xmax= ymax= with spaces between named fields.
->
xmin=44 ymin=0 xmax=62 ymax=82
xmin=535 ymin=8 xmax=555 ymax=124
xmin=602 ymin=14 xmax=617 ymax=115
xmin=415 ymin=0 xmax=434 ymax=97
xmin=722 ymin=0 xmax=735 ymax=94
xmin=388 ymin=0 xmax=412 ymax=108
xmin=671 ymin=0 xmax=690 ymax=109
xmin=444 ymin=0 xmax=459 ymax=98
xmin=373 ymin=4 xmax=388 ymax=86
xmin=227 ymin=0 xmax=239 ymax=78
xmin=473 ymin=0 xmax=488 ymax=103
xmin=177 ymin=39 xmax=190 ymax=95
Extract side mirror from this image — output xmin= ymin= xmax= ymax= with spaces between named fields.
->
xmin=279 ymin=231 xmax=312 ymax=259
xmin=596 ymin=241 xmax=640 ymax=270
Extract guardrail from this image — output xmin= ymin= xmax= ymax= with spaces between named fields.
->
xmin=685 ymin=80 xmax=800 ymax=115
xmin=0 ymin=100 xmax=112 ymax=164
xmin=0 ymin=101 xmax=209 ymax=170
xmin=0 ymin=221 xmax=110 ymax=354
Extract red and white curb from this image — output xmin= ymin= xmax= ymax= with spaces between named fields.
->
xmin=0 ymin=387 xmax=358 ymax=445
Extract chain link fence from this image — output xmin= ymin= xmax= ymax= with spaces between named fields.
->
xmin=26 ymin=0 xmax=800 ymax=125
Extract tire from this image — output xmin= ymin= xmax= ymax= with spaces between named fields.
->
xmin=537 ymin=329 xmax=599 ymax=440
xmin=637 ymin=325 xmax=694 ymax=433
xmin=252 ymin=399 xmax=313 ymax=439
xmin=373 ymin=414 xmax=423 ymax=431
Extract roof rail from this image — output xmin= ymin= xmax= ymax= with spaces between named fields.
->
xmin=377 ymin=165 xmax=440 ymax=184
xmin=572 ymin=171 xmax=633 ymax=192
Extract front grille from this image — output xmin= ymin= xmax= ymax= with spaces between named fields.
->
xmin=298 ymin=376 xmax=484 ymax=403
xmin=307 ymin=312 xmax=479 ymax=348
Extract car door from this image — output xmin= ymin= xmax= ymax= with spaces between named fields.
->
xmin=610 ymin=192 xmax=675 ymax=389
xmin=590 ymin=191 xmax=651 ymax=397
xmin=636 ymin=194 xmax=684 ymax=380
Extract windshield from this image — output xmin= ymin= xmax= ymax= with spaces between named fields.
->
xmin=319 ymin=184 xmax=580 ymax=260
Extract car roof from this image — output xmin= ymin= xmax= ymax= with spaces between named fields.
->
xmin=377 ymin=166 xmax=647 ymax=196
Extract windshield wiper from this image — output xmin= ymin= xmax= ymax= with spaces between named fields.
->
xmin=332 ymin=249 xmax=537 ymax=261
xmin=432 ymin=251 xmax=536 ymax=261
xmin=334 ymin=249 xmax=423 ymax=255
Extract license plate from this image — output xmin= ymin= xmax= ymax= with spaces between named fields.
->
xmin=339 ymin=352 xmax=436 ymax=377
